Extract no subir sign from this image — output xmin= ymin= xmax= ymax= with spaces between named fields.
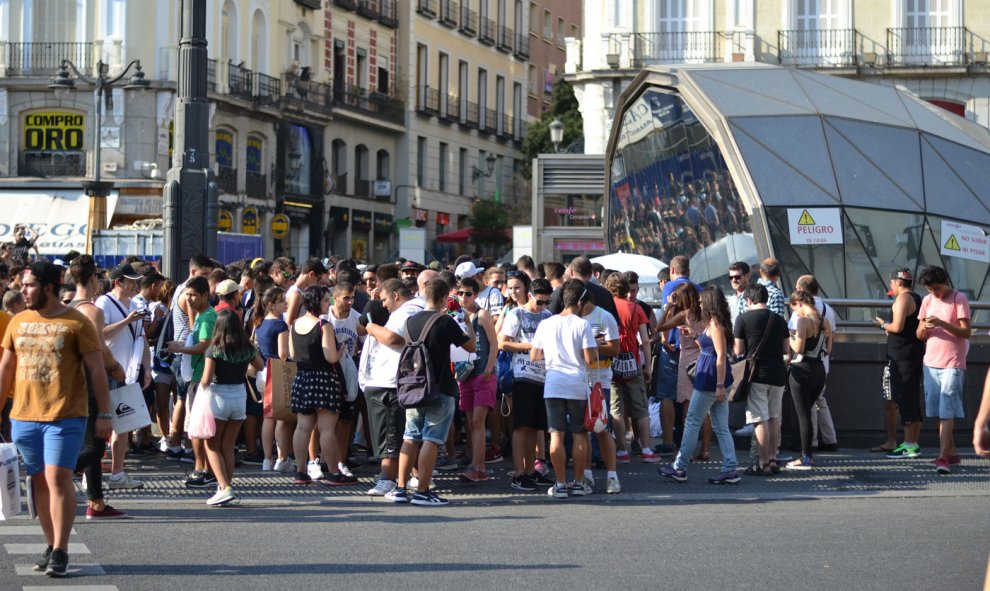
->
xmin=787 ymin=208 xmax=843 ymax=245
xmin=940 ymin=219 xmax=989 ymax=263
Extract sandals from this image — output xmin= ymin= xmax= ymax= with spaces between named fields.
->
xmin=768 ymin=460 xmax=781 ymax=474
xmin=870 ymin=444 xmax=896 ymax=452
xmin=786 ymin=456 xmax=814 ymax=470
xmin=744 ymin=464 xmax=771 ymax=477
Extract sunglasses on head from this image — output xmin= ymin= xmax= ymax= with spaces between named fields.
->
xmin=507 ymin=270 xmax=525 ymax=278
xmin=457 ymin=290 xmax=475 ymax=297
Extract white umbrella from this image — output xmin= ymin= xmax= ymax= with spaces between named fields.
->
xmin=689 ymin=233 xmax=758 ymax=285
xmin=591 ymin=253 xmax=667 ymax=283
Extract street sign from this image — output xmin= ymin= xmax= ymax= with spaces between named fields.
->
xmin=787 ymin=207 xmax=843 ymax=245
xmin=940 ymin=219 xmax=989 ymax=263
xmin=241 ymin=206 xmax=258 ymax=235
xmin=218 ymin=209 xmax=233 ymax=232
xmin=271 ymin=213 xmax=290 ymax=239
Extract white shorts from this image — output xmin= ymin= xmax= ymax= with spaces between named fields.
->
xmin=746 ymin=382 xmax=785 ymax=424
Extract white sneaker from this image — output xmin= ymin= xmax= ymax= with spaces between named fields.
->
xmin=80 ymin=473 xmax=88 ymax=492
xmin=366 ymin=478 xmax=397 ymax=496
xmin=735 ymin=424 xmax=755 ymax=436
xmin=337 ymin=463 xmax=354 ymax=478
xmin=408 ymin=476 xmax=419 ymax=490
xmin=159 ymin=437 xmax=170 ymax=453
xmin=206 ymin=486 xmax=236 ymax=506
xmin=262 ymin=459 xmax=274 ymax=471
xmin=274 ymin=458 xmax=295 ymax=473
xmin=606 ymin=477 xmax=621 ymax=494
xmin=306 ymin=459 xmax=324 ymax=480
xmin=107 ymin=472 xmax=144 ymax=490
xmin=583 ymin=473 xmax=596 ymax=488
xmin=569 ymin=479 xmax=593 ymax=496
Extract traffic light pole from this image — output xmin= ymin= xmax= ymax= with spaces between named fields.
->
xmin=162 ymin=0 xmax=218 ymax=281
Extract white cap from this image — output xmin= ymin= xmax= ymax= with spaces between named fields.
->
xmin=455 ymin=261 xmax=483 ymax=279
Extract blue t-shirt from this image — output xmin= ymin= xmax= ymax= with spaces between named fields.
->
xmin=255 ymin=318 xmax=288 ymax=362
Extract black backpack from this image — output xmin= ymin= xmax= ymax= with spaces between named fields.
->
xmin=396 ymin=311 xmax=444 ymax=409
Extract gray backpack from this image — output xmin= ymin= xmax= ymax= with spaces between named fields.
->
xmin=396 ymin=312 xmax=444 ymax=409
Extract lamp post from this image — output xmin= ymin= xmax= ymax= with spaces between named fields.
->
xmin=49 ymin=59 xmax=150 ymax=253
xmin=549 ymin=118 xmax=565 ymax=153
xmin=471 ymin=152 xmax=497 ymax=180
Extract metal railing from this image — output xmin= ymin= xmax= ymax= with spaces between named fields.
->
xmin=479 ymin=17 xmax=497 ymax=45
xmin=228 ymin=62 xmax=253 ymax=100
xmin=416 ymin=86 xmax=440 ymax=115
xmin=246 ymin=171 xmax=268 ymax=198
xmin=355 ymin=179 xmax=372 ymax=198
xmin=439 ymin=0 xmax=458 ymax=26
xmin=484 ymin=108 xmax=498 ymax=134
xmin=614 ymin=31 xmax=721 ymax=66
xmin=207 ymin=58 xmax=217 ymax=92
xmin=778 ymin=28 xmax=857 ymax=67
xmin=887 ymin=26 xmax=968 ymax=66
xmin=379 ymin=0 xmax=399 ymax=28
xmin=334 ymin=0 xmax=358 ymax=9
xmin=500 ymin=114 xmax=514 ymax=139
xmin=4 ymin=41 xmax=92 ymax=76
xmin=823 ymin=299 xmax=990 ymax=333
xmin=332 ymin=173 xmax=348 ymax=195
xmin=515 ymin=33 xmax=530 ymax=59
xmin=416 ymin=0 xmax=437 ymax=17
xmin=356 ymin=0 xmax=377 ymax=19
xmin=254 ymin=72 xmax=282 ymax=106
xmin=332 ymin=86 xmax=404 ymax=124
xmin=443 ymin=94 xmax=460 ymax=121
xmin=497 ymin=25 xmax=514 ymax=52
xmin=216 ymin=166 xmax=238 ymax=195
xmin=459 ymin=6 xmax=477 ymax=35
xmin=464 ymin=100 xmax=480 ymax=127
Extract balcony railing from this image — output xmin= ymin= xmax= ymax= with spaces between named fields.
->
xmin=333 ymin=86 xmax=405 ymax=124
xmin=246 ymin=171 xmax=268 ymax=198
xmin=459 ymin=6 xmax=477 ymax=35
xmin=515 ymin=33 xmax=530 ymax=59
xmin=479 ymin=17 xmax=497 ymax=45
xmin=207 ymin=58 xmax=217 ymax=92
xmin=357 ymin=0 xmax=377 ymax=18
xmin=332 ymin=173 xmax=348 ymax=195
xmin=379 ymin=0 xmax=399 ymax=28
xmin=254 ymin=72 xmax=282 ymax=106
xmin=624 ymin=31 xmax=722 ymax=66
xmin=334 ymin=0 xmax=358 ymax=10
xmin=416 ymin=0 xmax=437 ymax=18
xmin=20 ymin=151 xmax=84 ymax=177
xmin=500 ymin=114 xmax=514 ymax=139
xmin=464 ymin=100 xmax=480 ymax=127
xmin=483 ymin=108 xmax=498 ymax=134
xmin=355 ymin=179 xmax=372 ymax=198
xmin=442 ymin=94 xmax=460 ymax=121
xmin=497 ymin=25 xmax=514 ymax=52
xmin=887 ymin=26 xmax=968 ymax=66
xmin=416 ymin=86 xmax=440 ymax=115
xmin=439 ymin=0 xmax=458 ymax=26
xmin=216 ymin=166 xmax=238 ymax=195
xmin=4 ymin=42 xmax=92 ymax=76
xmin=228 ymin=62 xmax=253 ymax=100
xmin=778 ymin=28 xmax=857 ymax=67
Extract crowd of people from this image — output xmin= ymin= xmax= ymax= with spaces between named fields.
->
xmin=0 ymin=248 xmax=989 ymax=578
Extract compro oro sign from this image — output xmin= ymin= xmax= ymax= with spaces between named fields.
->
xmin=23 ymin=111 xmax=85 ymax=150
xmin=940 ymin=220 xmax=989 ymax=263
xmin=787 ymin=208 xmax=843 ymax=245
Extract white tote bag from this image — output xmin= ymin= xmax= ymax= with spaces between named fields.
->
xmin=0 ymin=441 xmax=21 ymax=520
xmin=340 ymin=355 xmax=359 ymax=403
xmin=109 ymin=382 xmax=153 ymax=434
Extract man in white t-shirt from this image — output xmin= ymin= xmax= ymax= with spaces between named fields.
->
xmin=477 ymin=267 xmax=506 ymax=317
xmin=581 ymin=299 xmax=621 ymax=494
xmin=325 ymin=281 xmax=367 ymax=479
xmin=531 ymin=280 xmax=597 ymax=499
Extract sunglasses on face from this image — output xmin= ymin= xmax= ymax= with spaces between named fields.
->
xmin=534 ymin=299 xmax=551 ymax=306
xmin=729 ymin=275 xmax=743 ymax=281
xmin=457 ymin=291 xmax=475 ymax=297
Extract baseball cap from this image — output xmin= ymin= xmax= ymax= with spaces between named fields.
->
xmin=400 ymin=261 xmax=422 ymax=272
xmin=215 ymin=279 xmax=243 ymax=296
xmin=24 ymin=261 xmax=62 ymax=287
xmin=887 ymin=267 xmax=913 ymax=295
xmin=454 ymin=261 xmax=483 ymax=279
xmin=109 ymin=263 xmax=143 ymax=282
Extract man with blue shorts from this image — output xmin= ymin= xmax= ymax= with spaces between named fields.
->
xmin=0 ymin=262 xmax=112 ymax=577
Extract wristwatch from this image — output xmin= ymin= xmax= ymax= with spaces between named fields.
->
xmin=97 ymin=412 xmax=113 ymax=420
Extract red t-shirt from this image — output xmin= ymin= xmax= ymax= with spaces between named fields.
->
xmin=614 ymin=297 xmax=647 ymax=354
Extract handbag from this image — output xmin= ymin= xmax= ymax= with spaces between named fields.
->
xmin=0 ymin=440 xmax=20 ymax=520
xmin=339 ymin=355 xmax=360 ymax=403
xmin=684 ymin=360 xmax=697 ymax=381
xmin=729 ymin=313 xmax=777 ymax=404
xmin=109 ymin=382 xmax=153 ymax=434
xmin=496 ymin=350 xmax=513 ymax=394
xmin=584 ymin=382 xmax=609 ymax=434
xmin=611 ymin=351 xmax=641 ymax=381
xmin=187 ymin=384 xmax=216 ymax=439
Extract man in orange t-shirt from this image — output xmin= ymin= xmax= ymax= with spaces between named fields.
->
xmin=0 ymin=262 xmax=111 ymax=577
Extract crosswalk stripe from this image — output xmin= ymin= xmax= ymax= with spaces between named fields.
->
xmin=15 ymin=563 xmax=106 ymax=576
xmin=4 ymin=543 xmax=90 ymax=554
xmin=0 ymin=527 xmax=77 ymax=536
xmin=23 ymin=587 xmax=118 ymax=591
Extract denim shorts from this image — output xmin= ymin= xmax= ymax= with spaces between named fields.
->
xmin=655 ymin=348 xmax=679 ymax=401
xmin=210 ymin=384 xmax=247 ymax=421
xmin=403 ymin=395 xmax=456 ymax=445
xmin=12 ymin=417 xmax=87 ymax=475
xmin=923 ymin=366 xmax=965 ymax=419
xmin=544 ymin=398 xmax=586 ymax=434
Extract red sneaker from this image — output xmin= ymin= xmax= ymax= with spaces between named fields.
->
xmin=928 ymin=455 xmax=962 ymax=466
xmin=86 ymin=505 xmax=127 ymax=519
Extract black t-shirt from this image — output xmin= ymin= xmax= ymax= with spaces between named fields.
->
xmin=405 ymin=310 xmax=470 ymax=397
xmin=548 ymin=280 xmax=619 ymax=323
xmin=353 ymin=289 xmax=370 ymax=317
xmin=733 ymin=308 xmax=789 ymax=387
xmin=209 ymin=349 xmax=255 ymax=385
xmin=361 ymin=298 xmax=389 ymax=326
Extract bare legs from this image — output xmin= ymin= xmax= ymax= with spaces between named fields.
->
xmin=204 ymin=418 xmax=243 ymax=489
xmin=33 ymin=466 xmax=76 ymax=550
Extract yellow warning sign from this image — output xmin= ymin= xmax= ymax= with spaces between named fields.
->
xmin=797 ymin=210 xmax=816 ymax=225
xmin=944 ymin=234 xmax=961 ymax=251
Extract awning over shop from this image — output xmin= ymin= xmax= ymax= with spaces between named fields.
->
xmin=0 ymin=190 xmax=118 ymax=255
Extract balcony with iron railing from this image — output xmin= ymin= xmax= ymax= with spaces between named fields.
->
xmin=416 ymin=86 xmax=440 ymax=116
xmin=332 ymin=173 xmax=348 ymax=195
xmin=246 ymin=171 xmax=268 ymax=198
xmin=459 ymin=6 xmax=477 ymax=36
xmin=228 ymin=62 xmax=253 ymax=100
xmin=483 ymin=108 xmax=498 ymax=134
xmin=416 ymin=0 xmax=437 ymax=18
xmin=515 ymin=33 xmax=529 ymax=59
xmin=887 ymin=26 xmax=969 ymax=66
xmin=334 ymin=0 xmax=358 ymax=10
xmin=333 ymin=85 xmax=405 ymax=125
xmin=207 ymin=58 xmax=217 ymax=92
xmin=355 ymin=179 xmax=372 ymax=198
xmin=439 ymin=0 xmax=458 ymax=27
xmin=778 ymin=28 xmax=857 ymax=67
xmin=497 ymin=25 xmax=514 ymax=52
xmin=442 ymin=94 xmax=460 ymax=121
xmin=356 ymin=0 xmax=377 ymax=19
xmin=216 ymin=166 xmax=238 ymax=195
xmin=628 ymin=31 xmax=721 ymax=65
xmin=379 ymin=0 xmax=399 ymax=28
xmin=254 ymin=72 xmax=282 ymax=106
xmin=3 ymin=41 xmax=92 ymax=76
xmin=479 ymin=17 xmax=497 ymax=45
xmin=500 ymin=114 xmax=513 ymax=139
xmin=464 ymin=100 xmax=480 ymax=127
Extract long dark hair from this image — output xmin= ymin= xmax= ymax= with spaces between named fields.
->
xmin=700 ymin=285 xmax=733 ymax=346
xmin=673 ymin=282 xmax=701 ymax=322
xmin=210 ymin=309 xmax=256 ymax=362
xmin=252 ymin=285 xmax=283 ymax=329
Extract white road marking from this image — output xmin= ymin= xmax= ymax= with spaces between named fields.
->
xmin=4 ymin=543 xmax=90 ymax=554
xmin=0 ymin=526 xmax=76 ymax=536
xmin=15 ymin=563 xmax=106 ymax=576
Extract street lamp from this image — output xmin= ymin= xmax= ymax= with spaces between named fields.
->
xmin=49 ymin=59 xmax=151 ymax=252
xmin=472 ymin=152 xmax=497 ymax=180
xmin=549 ymin=118 xmax=565 ymax=153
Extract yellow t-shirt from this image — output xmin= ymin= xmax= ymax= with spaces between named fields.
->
xmin=2 ymin=308 xmax=101 ymax=421
xmin=0 ymin=310 xmax=11 ymax=397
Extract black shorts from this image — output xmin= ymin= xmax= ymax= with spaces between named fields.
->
xmin=888 ymin=358 xmax=923 ymax=425
xmin=364 ymin=386 xmax=404 ymax=459
xmin=512 ymin=380 xmax=548 ymax=430
xmin=339 ymin=398 xmax=358 ymax=422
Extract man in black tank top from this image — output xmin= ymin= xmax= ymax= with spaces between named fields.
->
xmin=876 ymin=268 xmax=924 ymax=458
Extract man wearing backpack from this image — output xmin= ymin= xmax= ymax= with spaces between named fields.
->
xmin=392 ymin=278 xmax=475 ymax=506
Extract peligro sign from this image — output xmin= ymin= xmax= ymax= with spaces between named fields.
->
xmin=787 ymin=208 xmax=843 ymax=245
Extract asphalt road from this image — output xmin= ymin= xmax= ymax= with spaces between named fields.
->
xmin=2 ymin=495 xmax=987 ymax=590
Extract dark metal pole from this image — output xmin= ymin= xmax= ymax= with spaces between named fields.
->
xmin=163 ymin=0 xmax=218 ymax=281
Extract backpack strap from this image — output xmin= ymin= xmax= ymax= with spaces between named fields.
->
xmin=405 ymin=311 xmax=443 ymax=345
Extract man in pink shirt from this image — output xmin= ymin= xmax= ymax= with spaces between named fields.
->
xmin=916 ymin=266 xmax=971 ymax=475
